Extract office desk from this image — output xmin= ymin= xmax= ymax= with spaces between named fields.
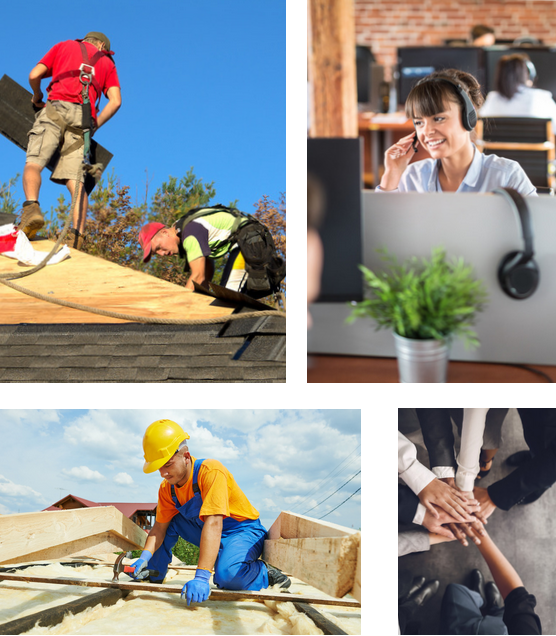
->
xmin=358 ymin=112 xmax=426 ymax=187
xmin=307 ymin=354 xmax=556 ymax=383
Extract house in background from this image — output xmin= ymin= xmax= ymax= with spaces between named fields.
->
xmin=43 ymin=494 xmax=157 ymax=531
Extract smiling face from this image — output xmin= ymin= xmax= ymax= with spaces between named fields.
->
xmin=413 ymin=99 xmax=471 ymax=160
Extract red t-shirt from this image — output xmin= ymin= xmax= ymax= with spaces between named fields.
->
xmin=40 ymin=40 xmax=120 ymax=118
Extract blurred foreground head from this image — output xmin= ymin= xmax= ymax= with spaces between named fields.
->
xmin=307 ymin=174 xmax=325 ymax=328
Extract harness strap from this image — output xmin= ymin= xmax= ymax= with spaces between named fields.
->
xmin=173 ymin=206 xmax=249 ymax=256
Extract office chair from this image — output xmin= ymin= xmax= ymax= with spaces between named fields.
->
xmin=476 ymin=117 xmax=556 ymax=189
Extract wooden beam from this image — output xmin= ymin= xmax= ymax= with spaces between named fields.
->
xmin=0 ymin=572 xmax=361 ymax=608
xmin=308 ymin=0 xmax=357 ymax=137
xmin=267 ymin=511 xmax=359 ymax=540
xmin=0 ymin=589 xmax=127 ymax=635
xmin=293 ymin=603 xmax=348 ymax=635
xmin=0 ymin=508 xmax=147 ymax=565
xmin=263 ymin=512 xmax=360 ymax=599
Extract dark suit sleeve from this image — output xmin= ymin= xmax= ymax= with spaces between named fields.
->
xmin=488 ymin=436 xmax=556 ymax=510
xmin=415 ymin=408 xmax=457 ymax=470
xmin=503 ymin=586 xmax=542 ymax=634
xmin=398 ymin=484 xmax=420 ymax=525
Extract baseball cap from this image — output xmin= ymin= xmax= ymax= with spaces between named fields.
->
xmin=138 ymin=222 xmax=166 ymax=263
xmin=82 ymin=32 xmax=112 ymax=52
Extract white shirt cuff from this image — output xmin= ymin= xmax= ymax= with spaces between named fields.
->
xmin=399 ymin=462 xmax=436 ymax=496
xmin=432 ymin=466 xmax=456 ymax=479
xmin=456 ymin=467 xmax=478 ymax=493
xmin=412 ymin=502 xmax=427 ymax=525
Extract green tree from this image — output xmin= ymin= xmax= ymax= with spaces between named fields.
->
xmin=0 ymin=175 xmax=20 ymax=216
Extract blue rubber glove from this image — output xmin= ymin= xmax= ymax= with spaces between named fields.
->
xmin=129 ymin=550 xmax=153 ymax=580
xmin=181 ymin=568 xmax=212 ymax=605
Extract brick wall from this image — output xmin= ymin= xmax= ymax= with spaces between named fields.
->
xmin=356 ymin=0 xmax=556 ymax=80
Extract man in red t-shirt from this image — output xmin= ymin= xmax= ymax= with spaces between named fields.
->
xmin=20 ymin=32 xmax=121 ymax=249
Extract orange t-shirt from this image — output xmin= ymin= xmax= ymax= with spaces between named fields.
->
xmin=156 ymin=457 xmax=260 ymax=524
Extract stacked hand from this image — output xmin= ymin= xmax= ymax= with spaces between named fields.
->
xmin=418 ymin=478 xmax=478 ymax=522
xmin=419 ymin=479 xmax=495 ymax=547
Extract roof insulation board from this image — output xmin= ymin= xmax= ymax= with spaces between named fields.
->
xmin=0 ymin=562 xmax=361 ymax=635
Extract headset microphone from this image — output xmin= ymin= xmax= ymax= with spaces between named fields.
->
xmin=494 ymin=188 xmax=540 ymax=300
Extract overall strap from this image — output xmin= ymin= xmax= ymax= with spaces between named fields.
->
xmin=170 ymin=458 xmax=206 ymax=506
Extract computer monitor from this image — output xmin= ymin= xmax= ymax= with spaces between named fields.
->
xmin=307 ymin=138 xmax=364 ymax=303
xmin=484 ymin=46 xmax=556 ymax=101
xmin=397 ymin=46 xmax=486 ymax=104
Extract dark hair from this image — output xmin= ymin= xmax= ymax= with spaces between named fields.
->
xmin=471 ymin=24 xmax=495 ymax=41
xmin=405 ymin=69 xmax=484 ymax=121
xmin=495 ymin=54 xmax=530 ymax=99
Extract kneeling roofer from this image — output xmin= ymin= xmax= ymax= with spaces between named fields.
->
xmin=129 ymin=419 xmax=291 ymax=605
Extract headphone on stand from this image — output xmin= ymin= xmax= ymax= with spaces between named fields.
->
xmin=494 ymin=187 xmax=540 ymax=299
xmin=413 ymin=75 xmax=478 ymax=131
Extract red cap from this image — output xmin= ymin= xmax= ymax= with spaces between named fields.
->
xmin=138 ymin=222 xmax=166 ymax=263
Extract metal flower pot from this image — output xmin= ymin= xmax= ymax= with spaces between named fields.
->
xmin=393 ymin=333 xmax=450 ymax=383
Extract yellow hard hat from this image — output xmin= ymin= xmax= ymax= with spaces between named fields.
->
xmin=143 ymin=420 xmax=190 ymax=473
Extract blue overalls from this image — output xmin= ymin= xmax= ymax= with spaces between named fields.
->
xmin=148 ymin=459 xmax=269 ymax=590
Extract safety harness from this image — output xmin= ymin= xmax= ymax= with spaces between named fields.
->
xmin=45 ymin=41 xmax=110 ymax=166
xmin=173 ymin=205 xmax=286 ymax=298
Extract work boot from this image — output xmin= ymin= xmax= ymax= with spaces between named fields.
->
xmin=18 ymin=201 xmax=45 ymax=239
xmin=263 ymin=561 xmax=291 ymax=590
xmin=66 ymin=228 xmax=86 ymax=251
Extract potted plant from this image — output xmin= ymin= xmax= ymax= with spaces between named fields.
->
xmin=347 ymin=247 xmax=488 ymax=383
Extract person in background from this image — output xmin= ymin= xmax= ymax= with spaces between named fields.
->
xmin=471 ymin=25 xmax=496 ymax=47
xmin=377 ymin=69 xmax=536 ymax=195
xmin=307 ymin=174 xmax=324 ymax=328
xmin=440 ymin=526 xmax=542 ymax=634
xmin=480 ymin=54 xmax=556 ymax=133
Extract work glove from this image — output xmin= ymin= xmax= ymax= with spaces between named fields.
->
xmin=129 ymin=550 xmax=153 ymax=581
xmin=181 ymin=568 xmax=212 ymax=605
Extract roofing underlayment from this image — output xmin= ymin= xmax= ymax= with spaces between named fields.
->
xmin=0 ymin=240 xmax=286 ymax=382
xmin=0 ymin=509 xmax=361 ymax=636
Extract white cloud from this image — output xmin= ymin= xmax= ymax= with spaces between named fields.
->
xmin=262 ymin=498 xmax=278 ymax=510
xmin=263 ymin=474 xmax=308 ymax=492
xmin=0 ymin=474 xmax=46 ymax=503
xmin=61 ymin=466 xmax=106 ymax=482
xmin=114 ymin=472 xmax=134 ymax=486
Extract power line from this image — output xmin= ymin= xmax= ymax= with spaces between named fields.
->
xmin=289 ymin=443 xmax=361 ymax=512
xmin=318 ymin=488 xmax=361 ymax=520
xmin=302 ymin=470 xmax=361 ymax=516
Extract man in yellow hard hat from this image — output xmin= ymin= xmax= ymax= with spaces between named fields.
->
xmin=129 ymin=419 xmax=290 ymax=605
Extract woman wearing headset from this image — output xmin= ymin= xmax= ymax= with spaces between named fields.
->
xmin=480 ymin=53 xmax=556 ymax=132
xmin=377 ymin=68 xmax=536 ymax=195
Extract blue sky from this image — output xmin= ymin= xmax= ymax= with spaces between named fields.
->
xmin=0 ymin=0 xmax=285 ymax=216
xmin=0 ymin=410 xmax=361 ymax=531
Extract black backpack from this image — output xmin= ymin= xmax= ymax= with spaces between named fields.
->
xmin=173 ymin=205 xmax=286 ymax=298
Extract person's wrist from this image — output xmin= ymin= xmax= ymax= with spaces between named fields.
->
xmin=140 ymin=550 xmax=152 ymax=561
xmin=195 ymin=568 xmax=211 ymax=581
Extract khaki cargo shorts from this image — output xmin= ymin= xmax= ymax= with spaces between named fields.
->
xmin=26 ymin=101 xmax=85 ymax=184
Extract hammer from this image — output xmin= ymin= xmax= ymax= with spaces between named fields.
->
xmin=112 ymin=551 xmax=159 ymax=582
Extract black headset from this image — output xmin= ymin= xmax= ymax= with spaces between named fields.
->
xmin=494 ymin=187 xmax=540 ymax=300
xmin=414 ymin=75 xmax=478 ymax=131
xmin=525 ymin=59 xmax=537 ymax=82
